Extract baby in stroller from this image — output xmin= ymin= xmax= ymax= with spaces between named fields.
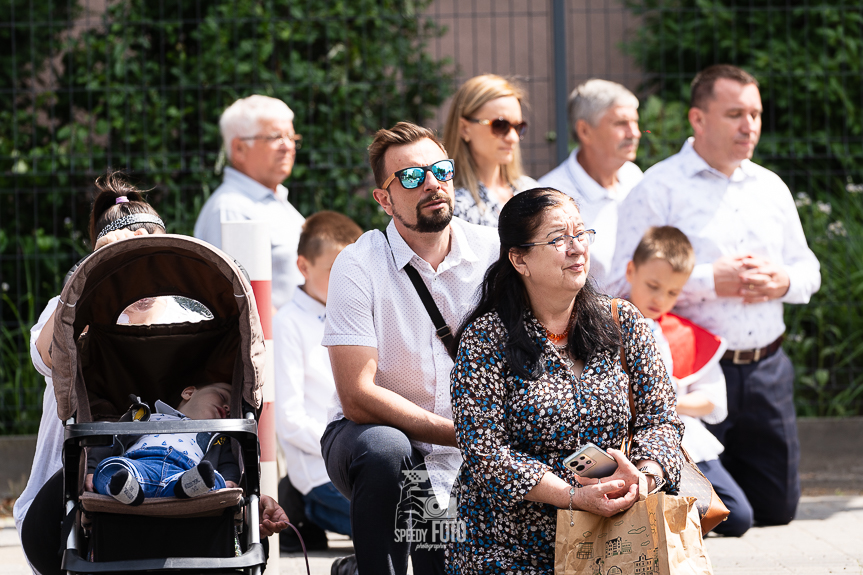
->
xmin=90 ymin=382 xmax=238 ymax=505
xmin=48 ymin=228 xmax=289 ymax=573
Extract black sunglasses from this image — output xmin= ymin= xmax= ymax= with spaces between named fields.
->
xmin=382 ymin=159 xmax=455 ymax=190
xmin=466 ymin=117 xmax=528 ymax=139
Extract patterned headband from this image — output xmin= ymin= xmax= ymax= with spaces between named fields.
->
xmin=96 ymin=214 xmax=166 ymax=240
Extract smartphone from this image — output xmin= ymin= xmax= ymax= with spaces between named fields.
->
xmin=563 ymin=442 xmax=618 ymax=479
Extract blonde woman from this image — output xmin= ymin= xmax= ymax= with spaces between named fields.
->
xmin=444 ymin=74 xmax=538 ymax=226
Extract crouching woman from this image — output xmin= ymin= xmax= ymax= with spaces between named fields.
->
xmin=446 ymin=188 xmax=683 ymax=574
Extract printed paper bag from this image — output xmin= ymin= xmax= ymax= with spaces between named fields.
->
xmin=555 ymin=493 xmax=713 ymax=575
xmin=648 ymin=494 xmax=713 ymax=575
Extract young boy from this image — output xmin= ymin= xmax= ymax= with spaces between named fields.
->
xmin=90 ymin=381 xmax=238 ymax=506
xmin=273 ymin=211 xmax=363 ymax=551
xmin=625 ymin=226 xmax=753 ymax=537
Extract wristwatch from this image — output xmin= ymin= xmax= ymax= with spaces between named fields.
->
xmin=639 ymin=465 xmax=666 ymax=494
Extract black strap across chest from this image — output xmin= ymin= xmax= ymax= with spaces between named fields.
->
xmin=382 ymin=228 xmax=455 ymax=351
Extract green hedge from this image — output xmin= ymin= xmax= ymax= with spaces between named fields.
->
xmin=0 ymin=0 xmax=452 ymax=434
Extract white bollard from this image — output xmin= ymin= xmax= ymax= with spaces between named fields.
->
xmin=221 ymin=221 xmax=278 ymax=573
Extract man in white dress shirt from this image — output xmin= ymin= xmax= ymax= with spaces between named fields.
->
xmin=609 ymin=65 xmax=821 ymax=527
xmin=538 ymin=79 xmax=643 ymax=288
xmin=321 ymin=122 xmax=499 ymax=574
xmin=194 ymin=95 xmax=306 ymax=310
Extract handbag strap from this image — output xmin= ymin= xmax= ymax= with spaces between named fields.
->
xmin=614 ymin=298 xmax=699 ymax=471
xmin=382 ymin=229 xmax=455 ymax=352
xmin=611 ymin=298 xmax=636 ymax=454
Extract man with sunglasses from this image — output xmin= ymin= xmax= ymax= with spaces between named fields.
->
xmin=538 ymin=79 xmax=643 ymax=289
xmin=195 ymin=95 xmax=305 ymax=311
xmin=321 ymin=122 xmax=499 ymax=575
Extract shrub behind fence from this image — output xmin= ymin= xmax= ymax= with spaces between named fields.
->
xmin=1 ymin=0 xmax=861 ymax=433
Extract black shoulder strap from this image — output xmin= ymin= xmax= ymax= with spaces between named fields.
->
xmin=382 ymin=229 xmax=455 ymax=351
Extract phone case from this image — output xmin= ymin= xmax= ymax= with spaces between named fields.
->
xmin=563 ymin=443 xmax=618 ymax=479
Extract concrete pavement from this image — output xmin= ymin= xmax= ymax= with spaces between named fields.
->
xmin=3 ymin=494 xmax=862 ymax=574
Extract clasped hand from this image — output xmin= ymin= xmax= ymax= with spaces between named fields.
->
xmin=713 ymin=254 xmax=790 ymax=303
xmin=571 ymin=449 xmax=645 ymax=517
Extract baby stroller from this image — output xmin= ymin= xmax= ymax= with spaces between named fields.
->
xmin=51 ymin=234 xmax=268 ymax=574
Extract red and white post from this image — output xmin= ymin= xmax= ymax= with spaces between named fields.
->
xmin=221 ymin=221 xmax=278 ymax=573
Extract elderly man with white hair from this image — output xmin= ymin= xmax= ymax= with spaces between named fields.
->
xmin=538 ymin=79 xmax=642 ymax=288
xmin=195 ymin=95 xmax=305 ymax=310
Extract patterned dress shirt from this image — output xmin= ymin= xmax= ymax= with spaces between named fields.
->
xmin=323 ymin=217 xmax=500 ymax=508
xmin=607 ymin=139 xmax=820 ymax=350
xmin=452 ymin=176 xmax=539 ymax=227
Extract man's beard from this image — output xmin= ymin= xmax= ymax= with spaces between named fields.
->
xmin=393 ymin=193 xmax=454 ymax=234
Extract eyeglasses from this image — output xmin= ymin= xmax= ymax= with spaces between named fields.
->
xmin=466 ymin=117 xmax=528 ymax=139
xmin=520 ymin=229 xmax=596 ymax=252
xmin=382 ymin=159 xmax=455 ymax=190
xmin=239 ymin=132 xmax=303 ymax=149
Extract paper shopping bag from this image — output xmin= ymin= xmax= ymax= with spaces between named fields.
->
xmin=555 ymin=493 xmax=713 ymax=575
xmin=648 ymin=494 xmax=713 ymax=575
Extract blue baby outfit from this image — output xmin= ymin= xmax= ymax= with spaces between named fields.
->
xmin=93 ymin=401 xmax=228 ymax=499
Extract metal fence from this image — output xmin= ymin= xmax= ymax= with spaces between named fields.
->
xmin=2 ymin=0 xmax=861 ymax=433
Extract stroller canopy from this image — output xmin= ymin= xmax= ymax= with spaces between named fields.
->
xmin=51 ymin=235 xmax=266 ymax=422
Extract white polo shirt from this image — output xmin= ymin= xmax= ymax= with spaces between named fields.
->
xmin=323 ymin=217 xmax=499 ymax=504
xmin=538 ymin=148 xmax=643 ymax=290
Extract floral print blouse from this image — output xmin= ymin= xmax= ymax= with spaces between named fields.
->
xmin=453 ymin=176 xmax=539 ymax=227
xmin=446 ymin=297 xmax=683 ymax=575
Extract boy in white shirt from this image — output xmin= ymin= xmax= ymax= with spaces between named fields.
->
xmin=625 ymin=226 xmax=753 ymax=537
xmin=273 ymin=211 xmax=363 ymax=551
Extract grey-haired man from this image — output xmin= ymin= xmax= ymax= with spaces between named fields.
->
xmin=538 ymin=79 xmax=642 ymax=288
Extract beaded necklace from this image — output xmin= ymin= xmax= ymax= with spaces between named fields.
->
xmin=540 ymin=308 xmax=575 ymax=344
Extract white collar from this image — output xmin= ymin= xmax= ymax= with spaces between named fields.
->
xmin=155 ymin=399 xmax=188 ymax=418
xmin=679 ymin=138 xmax=757 ymax=182
xmin=292 ymin=286 xmax=326 ymax=320
xmin=383 ymin=217 xmax=479 ymax=271
xmin=564 ymin=148 xmax=620 ymax=202
xmin=223 ymin=166 xmax=290 ymax=202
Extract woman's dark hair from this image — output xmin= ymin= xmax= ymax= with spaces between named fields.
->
xmin=451 ymin=187 xmax=621 ymax=379
xmin=88 ymin=171 xmax=163 ymax=248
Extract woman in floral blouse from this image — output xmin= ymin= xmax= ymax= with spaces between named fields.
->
xmin=443 ymin=74 xmax=538 ymax=227
xmin=447 ymin=188 xmax=683 ymax=574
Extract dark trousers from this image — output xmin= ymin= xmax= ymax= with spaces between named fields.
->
xmin=20 ymin=469 xmax=64 ymax=575
xmin=705 ymin=349 xmax=800 ymax=526
xmin=321 ymin=418 xmax=445 ymax=575
xmin=697 ymin=458 xmax=754 ymax=537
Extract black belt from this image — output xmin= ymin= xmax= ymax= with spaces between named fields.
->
xmin=722 ymin=334 xmax=784 ymax=365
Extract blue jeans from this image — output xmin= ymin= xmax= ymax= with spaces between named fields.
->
xmin=304 ymin=481 xmax=351 ymax=536
xmin=93 ymin=446 xmax=226 ymax=499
